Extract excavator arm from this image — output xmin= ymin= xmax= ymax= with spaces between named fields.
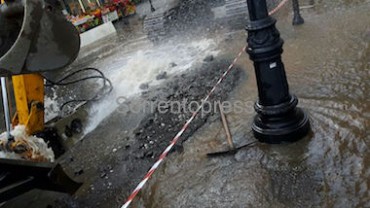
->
xmin=0 ymin=0 xmax=82 ymax=203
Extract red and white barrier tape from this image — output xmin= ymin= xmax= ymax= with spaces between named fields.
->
xmin=121 ymin=48 xmax=245 ymax=208
xmin=269 ymin=0 xmax=289 ymax=16
xmin=121 ymin=1 xmax=289 ymax=207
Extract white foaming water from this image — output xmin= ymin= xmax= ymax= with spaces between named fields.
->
xmin=83 ymin=38 xmax=220 ymax=134
xmin=45 ymin=86 xmax=60 ymax=122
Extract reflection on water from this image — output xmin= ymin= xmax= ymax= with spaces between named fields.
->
xmin=134 ymin=1 xmax=370 ymax=207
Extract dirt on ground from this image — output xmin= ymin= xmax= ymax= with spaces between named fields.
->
xmin=47 ymin=58 xmax=245 ymax=208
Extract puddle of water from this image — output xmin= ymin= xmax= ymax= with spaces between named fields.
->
xmin=134 ymin=2 xmax=370 ymax=208
xmin=39 ymin=0 xmax=370 ymax=207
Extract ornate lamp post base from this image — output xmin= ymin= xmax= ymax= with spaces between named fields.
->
xmin=252 ymin=96 xmax=310 ymax=143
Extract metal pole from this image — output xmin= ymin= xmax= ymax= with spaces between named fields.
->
xmin=245 ymin=0 xmax=310 ymax=143
xmin=77 ymin=0 xmax=86 ymax=13
xmin=292 ymin=0 xmax=304 ymax=25
xmin=149 ymin=0 xmax=155 ymax=12
xmin=1 ymin=77 xmax=12 ymax=139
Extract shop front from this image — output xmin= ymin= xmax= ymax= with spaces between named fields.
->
xmin=60 ymin=0 xmax=138 ymax=33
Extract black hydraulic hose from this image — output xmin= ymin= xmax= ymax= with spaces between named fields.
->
xmin=42 ymin=67 xmax=113 ymax=111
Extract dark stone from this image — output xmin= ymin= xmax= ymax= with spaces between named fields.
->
xmin=139 ymin=83 xmax=149 ymax=90
xmin=74 ymin=169 xmax=84 ymax=176
xmin=203 ymin=55 xmax=214 ymax=62
xmin=134 ymin=151 xmax=145 ymax=159
xmin=156 ymin=72 xmax=167 ymax=80
xmin=71 ymin=118 xmax=83 ymax=134
xmin=100 ymin=172 xmax=107 ymax=178
xmin=145 ymin=151 xmax=154 ymax=158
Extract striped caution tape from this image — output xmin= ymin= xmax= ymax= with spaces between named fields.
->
xmin=121 ymin=1 xmax=289 ymax=207
xmin=121 ymin=47 xmax=245 ymax=208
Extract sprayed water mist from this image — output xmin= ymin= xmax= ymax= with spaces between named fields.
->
xmin=83 ymin=38 xmax=220 ymax=134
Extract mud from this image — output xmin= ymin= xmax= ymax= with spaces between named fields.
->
xmin=41 ymin=58 xmax=244 ymax=208
xmin=130 ymin=1 xmax=370 ymax=208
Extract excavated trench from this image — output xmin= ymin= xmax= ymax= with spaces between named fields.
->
xmin=2 ymin=0 xmax=370 ymax=207
xmin=53 ymin=58 xmax=245 ymax=208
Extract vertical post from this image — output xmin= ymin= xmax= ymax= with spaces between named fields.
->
xmin=292 ymin=0 xmax=304 ymax=25
xmin=12 ymin=74 xmax=44 ymax=135
xmin=95 ymin=0 xmax=101 ymax=7
xmin=245 ymin=0 xmax=310 ymax=143
xmin=149 ymin=0 xmax=156 ymax=12
xmin=77 ymin=0 xmax=86 ymax=13
xmin=1 ymin=77 xmax=12 ymax=139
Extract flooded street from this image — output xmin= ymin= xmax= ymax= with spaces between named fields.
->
xmin=132 ymin=1 xmax=370 ymax=208
xmin=2 ymin=0 xmax=370 ymax=207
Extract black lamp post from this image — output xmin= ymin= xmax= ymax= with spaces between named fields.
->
xmin=292 ymin=0 xmax=304 ymax=25
xmin=245 ymin=0 xmax=310 ymax=143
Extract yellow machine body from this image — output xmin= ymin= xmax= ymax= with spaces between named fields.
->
xmin=0 ymin=0 xmax=80 ymax=134
xmin=11 ymin=74 xmax=44 ymax=135
xmin=0 ymin=0 xmax=83 ymax=202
